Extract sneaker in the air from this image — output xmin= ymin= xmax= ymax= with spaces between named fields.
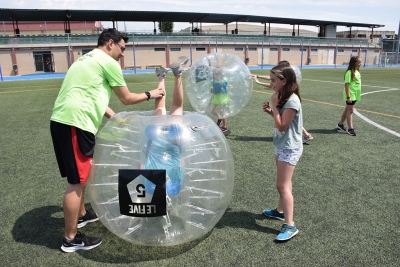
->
xmin=336 ymin=123 xmax=347 ymax=132
xmin=275 ymin=223 xmax=298 ymax=241
xmin=77 ymin=211 xmax=99 ymax=228
xmin=155 ymin=67 xmax=169 ymax=78
xmin=262 ymin=208 xmax=284 ymax=221
xmin=347 ymin=128 xmax=356 ymax=136
xmin=170 ymin=56 xmax=189 ymax=76
xmin=60 ymin=231 xmax=102 ymax=253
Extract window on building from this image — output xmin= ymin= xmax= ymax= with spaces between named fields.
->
xmin=82 ymin=49 xmax=92 ymax=55
xmin=352 ymin=49 xmax=358 ymax=53
xmin=235 ymin=47 xmax=244 ymax=51
xmin=361 ymin=49 xmax=367 ymax=53
xmin=170 ymin=47 xmax=181 ymax=51
xmin=337 ymin=49 xmax=344 ymax=52
xmin=270 ymin=48 xmax=278 ymax=51
xmin=299 ymin=48 xmax=307 ymax=51
xmin=374 ymin=50 xmax=380 ymax=53
xmin=196 ymin=47 xmax=206 ymax=51
xmin=282 ymin=48 xmax=290 ymax=51
xmin=249 ymin=47 xmax=257 ymax=51
xmin=155 ymin=48 xmax=165 ymax=51
xmin=311 ymin=48 xmax=318 ymax=52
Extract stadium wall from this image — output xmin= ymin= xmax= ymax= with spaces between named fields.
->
xmin=0 ymin=39 xmax=382 ymax=76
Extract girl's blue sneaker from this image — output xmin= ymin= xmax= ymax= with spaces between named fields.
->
xmin=262 ymin=208 xmax=284 ymax=221
xmin=275 ymin=223 xmax=298 ymax=241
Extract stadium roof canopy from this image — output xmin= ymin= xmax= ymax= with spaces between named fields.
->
xmin=0 ymin=8 xmax=384 ymax=29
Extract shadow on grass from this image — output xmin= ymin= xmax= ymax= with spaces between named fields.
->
xmin=12 ymin=205 xmax=65 ymax=250
xmin=226 ymin=135 xmax=273 ymax=142
xmin=215 ymin=208 xmax=278 ymax=235
xmin=11 ymin=205 xmax=209 ymax=263
xmin=12 ymin=205 xmax=279 ymax=263
xmin=308 ymin=128 xmax=344 ymax=135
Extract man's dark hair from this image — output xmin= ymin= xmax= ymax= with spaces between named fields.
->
xmin=97 ymin=28 xmax=129 ymax=47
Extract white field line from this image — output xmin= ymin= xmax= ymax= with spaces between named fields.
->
xmin=304 ymin=79 xmax=400 ymax=137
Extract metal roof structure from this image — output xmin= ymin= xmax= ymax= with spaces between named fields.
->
xmin=0 ymin=8 xmax=385 ymax=29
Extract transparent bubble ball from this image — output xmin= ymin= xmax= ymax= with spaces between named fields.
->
xmin=291 ymin=65 xmax=302 ymax=84
xmin=185 ymin=53 xmax=253 ymax=119
xmin=87 ymin=111 xmax=235 ymax=246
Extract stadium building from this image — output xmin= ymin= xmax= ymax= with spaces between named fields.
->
xmin=0 ymin=9 xmax=394 ymax=76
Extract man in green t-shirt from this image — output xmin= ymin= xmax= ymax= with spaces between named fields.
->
xmin=50 ymin=28 xmax=165 ymax=253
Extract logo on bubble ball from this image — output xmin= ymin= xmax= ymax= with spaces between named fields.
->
xmin=118 ymin=169 xmax=166 ymax=217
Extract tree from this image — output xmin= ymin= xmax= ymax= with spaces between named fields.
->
xmin=158 ymin=22 xmax=174 ymax=34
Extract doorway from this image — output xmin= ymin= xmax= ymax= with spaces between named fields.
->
xmin=33 ymin=51 xmax=54 ymax=72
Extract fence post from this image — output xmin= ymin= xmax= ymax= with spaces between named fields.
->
xmin=261 ymin=36 xmax=264 ymax=69
xmin=395 ymin=20 xmax=400 ymax=65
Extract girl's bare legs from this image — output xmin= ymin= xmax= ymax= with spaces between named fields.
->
xmin=222 ymin=118 xmax=227 ymax=128
xmin=302 ymin=127 xmax=312 ymax=138
xmin=275 ymin=156 xmax=296 ymax=226
xmin=154 ymin=76 xmax=166 ymax=115
xmin=339 ymin=104 xmax=354 ymax=129
xmin=169 ymin=74 xmax=184 ymax=115
xmin=302 ymin=127 xmax=310 ymax=136
xmin=345 ymin=104 xmax=354 ymax=129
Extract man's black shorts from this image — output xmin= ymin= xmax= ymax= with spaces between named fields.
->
xmin=50 ymin=121 xmax=95 ymax=184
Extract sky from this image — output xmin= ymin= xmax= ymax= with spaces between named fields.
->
xmin=1 ymin=0 xmax=399 ymax=34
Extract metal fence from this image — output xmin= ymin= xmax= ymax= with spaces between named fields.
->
xmin=0 ymin=33 xmax=383 ymax=48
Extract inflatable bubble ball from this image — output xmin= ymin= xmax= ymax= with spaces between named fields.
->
xmin=185 ymin=53 xmax=253 ymax=119
xmin=87 ymin=111 xmax=235 ymax=246
xmin=291 ymin=65 xmax=302 ymax=84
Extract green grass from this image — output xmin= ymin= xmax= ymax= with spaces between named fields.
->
xmin=1 ymin=68 xmax=400 ymax=266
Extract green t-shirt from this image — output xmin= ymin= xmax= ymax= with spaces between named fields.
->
xmin=211 ymin=78 xmax=229 ymax=105
xmin=51 ymin=49 xmax=126 ymax=134
xmin=343 ymin=70 xmax=361 ymax=101
xmin=272 ymin=94 xmax=303 ymax=149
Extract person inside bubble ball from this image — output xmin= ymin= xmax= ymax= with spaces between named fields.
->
xmin=210 ymin=67 xmax=229 ymax=133
xmin=143 ymin=56 xmax=189 ymax=197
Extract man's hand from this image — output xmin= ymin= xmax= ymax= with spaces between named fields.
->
xmin=148 ymin=87 xmax=165 ymax=99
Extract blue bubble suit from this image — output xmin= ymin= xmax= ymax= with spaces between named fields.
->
xmin=87 ymin=111 xmax=235 ymax=246
xmin=185 ymin=53 xmax=253 ymax=119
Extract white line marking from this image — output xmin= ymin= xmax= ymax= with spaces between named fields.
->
xmin=360 ymin=88 xmax=399 ymax=95
xmin=353 ymin=110 xmax=400 ymax=137
xmin=356 ymin=88 xmax=400 ymax=137
xmin=304 ymin=79 xmax=400 ymax=137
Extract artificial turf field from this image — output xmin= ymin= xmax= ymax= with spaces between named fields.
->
xmin=0 ymin=67 xmax=399 ymax=266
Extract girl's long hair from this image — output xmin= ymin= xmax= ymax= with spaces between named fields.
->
xmin=270 ymin=65 xmax=301 ymax=109
xmin=346 ymin=56 xmax=360 ymax=81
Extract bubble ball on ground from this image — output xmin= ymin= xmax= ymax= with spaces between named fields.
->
xmin=87 ymin=111 xmax=235 ymax=246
